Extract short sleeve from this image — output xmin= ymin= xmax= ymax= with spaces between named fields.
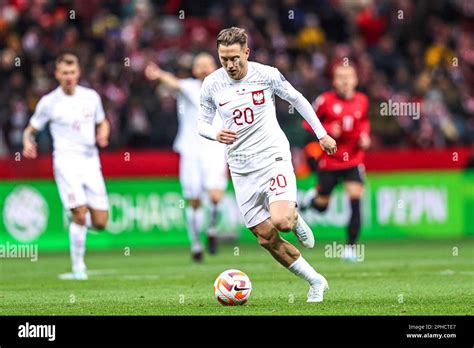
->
xmin=94 ymin=92 xmax=106 ymax=124
xmin=29 ymin=97 xmax=51 ymax=131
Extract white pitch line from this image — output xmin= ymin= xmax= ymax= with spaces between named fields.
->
xmin=330 ymin=272 xmax=385 ymax=278
xmin=58 ymin=273 xmax=75 ymax=280
xmin=120 ymin=275 xmax=161 ymax=280
xmin=86 ymin=269 xmax=119 ymax=275
xmin=58 ymin=269 xmax=118 ymax=280
xmin=437 ymin=270 xmax=474 ymax=276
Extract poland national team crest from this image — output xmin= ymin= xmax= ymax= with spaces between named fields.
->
xmin=252 ymin=90 xmax=265 ymax=105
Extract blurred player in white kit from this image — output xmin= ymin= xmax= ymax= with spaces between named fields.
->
xmin=22 ymin=53 xmax=110 ymax=280
xmin=145 ymin=53 xmax=228 ymax=262
xmin=198 ymin=27 xmax=337 ymax=302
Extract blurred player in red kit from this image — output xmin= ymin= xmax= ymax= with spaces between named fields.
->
xmin=302 ymin=64 xmax=370 ymax=261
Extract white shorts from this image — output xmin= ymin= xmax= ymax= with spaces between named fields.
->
xmin=231 ymin=160 xmax=297 ymax=228
xmin=179 ymin=151 xmax=228 ymax=200
xmin=53 ymin=159 xmax=109 ymax=211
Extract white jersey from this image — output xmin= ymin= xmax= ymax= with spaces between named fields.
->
xmin=29 ymin=85 xmax=105 ymax=165
xmin=200 ymin=62 xmax=304 ymax=174
xmin=174 ymin=78 xmax=223 ymax=156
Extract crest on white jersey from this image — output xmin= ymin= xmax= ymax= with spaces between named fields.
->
xmin=252 ymin=90 xmax=265 ymax=105
xmin=83 ymin=106 xmax=94 ymax=118
xmin=333 ymin=104 xmax=342 ymax=114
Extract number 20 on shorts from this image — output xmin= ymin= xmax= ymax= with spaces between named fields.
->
xmin=270 ymin=174 xmax=287 ymax=191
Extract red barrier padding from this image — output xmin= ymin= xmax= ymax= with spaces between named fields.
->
xmin=0 ymin=147 xmax=471 ymax=179
xmin=364 ymin=147 xmax=471 ymax=172
xmin=0 ymin=150 xmax=179 ymax=179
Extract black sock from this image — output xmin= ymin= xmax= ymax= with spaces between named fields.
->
xmin=311 ymin=196 xmax=328 ymax=212
xmin=348 ymin=199 xmax=361 ymax=245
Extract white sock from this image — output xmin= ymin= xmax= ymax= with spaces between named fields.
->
xmin=186 ymin=207 xmax=203 ymax=252
xmin=85 ymin=211 xmax=93 ymax=229
xmin=288 ymin=255 xmax=321 ymax=285
xmin=67 ymin=210 xmax=93 ymax=229
xmin=195 ymin=207 xmax=204 ymax=239
xmin=208 ymin=203 xmax=219 ymax=236
xmin=69 ymin=222 xmax=87 ymax=273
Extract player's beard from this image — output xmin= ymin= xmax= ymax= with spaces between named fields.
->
xmin=228 ymin=61 xmax=246 ymax=80
xmin=228 ymin=69 xmax=238 ymax=78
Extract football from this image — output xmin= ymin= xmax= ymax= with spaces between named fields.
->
xmin=213 ymin=269 xmax=252 ymax=306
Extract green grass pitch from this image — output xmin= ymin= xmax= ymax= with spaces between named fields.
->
xmin=1 ymin=239 xmax=473 ymax=315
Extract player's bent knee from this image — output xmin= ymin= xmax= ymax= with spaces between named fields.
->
xmin=314 ymin=197 xmax=330 ymax=212
xmin=348 ymin=192 xmax=363 ymax=200
xmin=271 ymin=216 xmax=293 ymax=232
xmin=209 ymin=190 xmax=223 ymax=205
xmin=93 ymin=220 xmax=107 ymax=230
xmin=72 ymin=215 xmax=86 ymax=226
xmin=72 ymin=208 xmax=87 ymax=226
xmin=91 ymin=212 xmax=108 ymax=230
xmin=188 ymin=199 xmax=201 ymax=209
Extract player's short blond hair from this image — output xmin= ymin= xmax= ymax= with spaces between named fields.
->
xmin=216 ymin=27 xmax=248 ymax=48
xmin=55 ymin=53 xmax=79 ymax=68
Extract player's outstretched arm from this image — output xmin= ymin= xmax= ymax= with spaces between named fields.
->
xmin=22 ymin=124 xmax=38 ymax=159
xmin=144 ymin=62 xmax=181 ymax=92
xmin=96 ymin=119 xmax=110 ymax=148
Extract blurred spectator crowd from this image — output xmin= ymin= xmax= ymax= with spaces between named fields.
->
xmin=0 ymin=0 xmax=473 ymax=156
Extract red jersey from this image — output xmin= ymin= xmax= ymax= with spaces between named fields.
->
xmin=303 ymin=91 xmax=370 ymax=171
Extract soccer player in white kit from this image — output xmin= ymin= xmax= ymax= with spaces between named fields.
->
xmin=145 ymin=53 xmax=228 ymax=262
xmin=22 ymin=53 xmax=110 ymax=280
xmin=198 ymin=28 xmax=337 ymax=302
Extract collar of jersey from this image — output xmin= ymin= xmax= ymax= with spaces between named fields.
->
xmin=57 ymin=86 xmax=78 ymax=97
xmin=227 ymin=62 xmax=253 ymax=84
